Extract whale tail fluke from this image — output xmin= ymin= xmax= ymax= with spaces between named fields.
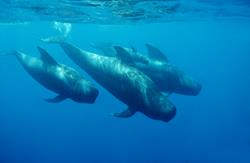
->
xmin=41 ymin=36 xmax=66 ymax=44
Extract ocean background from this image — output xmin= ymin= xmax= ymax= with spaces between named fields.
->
xmin=0 ymin=1 xmax=250 ymax=163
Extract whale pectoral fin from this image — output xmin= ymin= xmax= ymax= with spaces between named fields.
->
xmin=111 ymin=107 xmax=136 ymax=118
xmin=44 ymin=95 xmax=67 ymax=103
xmin=113 ymin=46 xmax=135 ymax=66
xmin=145 ymin=43 xmax=168 ymax=62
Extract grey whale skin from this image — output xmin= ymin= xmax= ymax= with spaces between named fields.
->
xmin=44 ymin=39 xmax=176 ymax=122
xmin=10 ymin=47 xmax=99 ymax=103
xmin=91 ymin=42 xmax=202 ymax=96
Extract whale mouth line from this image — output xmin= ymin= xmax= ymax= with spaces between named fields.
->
xmin=162 ymin=107 xmax=177 ymax=122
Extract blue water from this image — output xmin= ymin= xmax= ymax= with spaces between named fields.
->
xmin=0 ymin=9 xmax=250 ymax=163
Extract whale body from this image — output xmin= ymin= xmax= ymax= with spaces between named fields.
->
xmin=10 ymin=47 xmax=99 ymax=103
xmin=91 ymin=42 xmax=202 ymax=96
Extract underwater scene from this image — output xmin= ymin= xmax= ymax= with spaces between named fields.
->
xmin=0 ymin=0 xmax=250 ymax=162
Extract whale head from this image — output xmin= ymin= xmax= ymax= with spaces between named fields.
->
xmin=157 ymin=97 xmax=177 ymax=122
xmin=147 ymin=95 xmax=176 ymax=122
xmin=158 ymin=64 xmax=202 ymax=96
xmin=71 ymin=79 xmax=99 ymax=103
xmin=177 ymin=74 xmax=202 ymax=96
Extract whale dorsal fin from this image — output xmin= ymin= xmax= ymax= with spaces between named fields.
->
xmin=145 ymin=43 xmax=168 ymax=62
xmin=113 ymin=46 xmax=135 ymax=66
xmin=37 ymin=46 xmax=58 ymax=65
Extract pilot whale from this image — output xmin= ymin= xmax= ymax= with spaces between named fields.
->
xmin=7 ymin=47 xmax=99 ymax=103
xmin=91 ymin=42 xmax=202 ymax=96
xmin=43 ymin=38 xmax=176 ymax=122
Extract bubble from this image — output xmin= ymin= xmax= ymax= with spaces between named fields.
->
xmin=53 ymin=21 xmax=72 ymax=37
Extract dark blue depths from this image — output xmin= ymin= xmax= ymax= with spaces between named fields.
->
xmin=0 ymin=20 xmax=250 ymax=163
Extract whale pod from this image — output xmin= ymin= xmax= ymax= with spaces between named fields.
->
xmin=43 ymin=38 xmax=176 ymax=122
